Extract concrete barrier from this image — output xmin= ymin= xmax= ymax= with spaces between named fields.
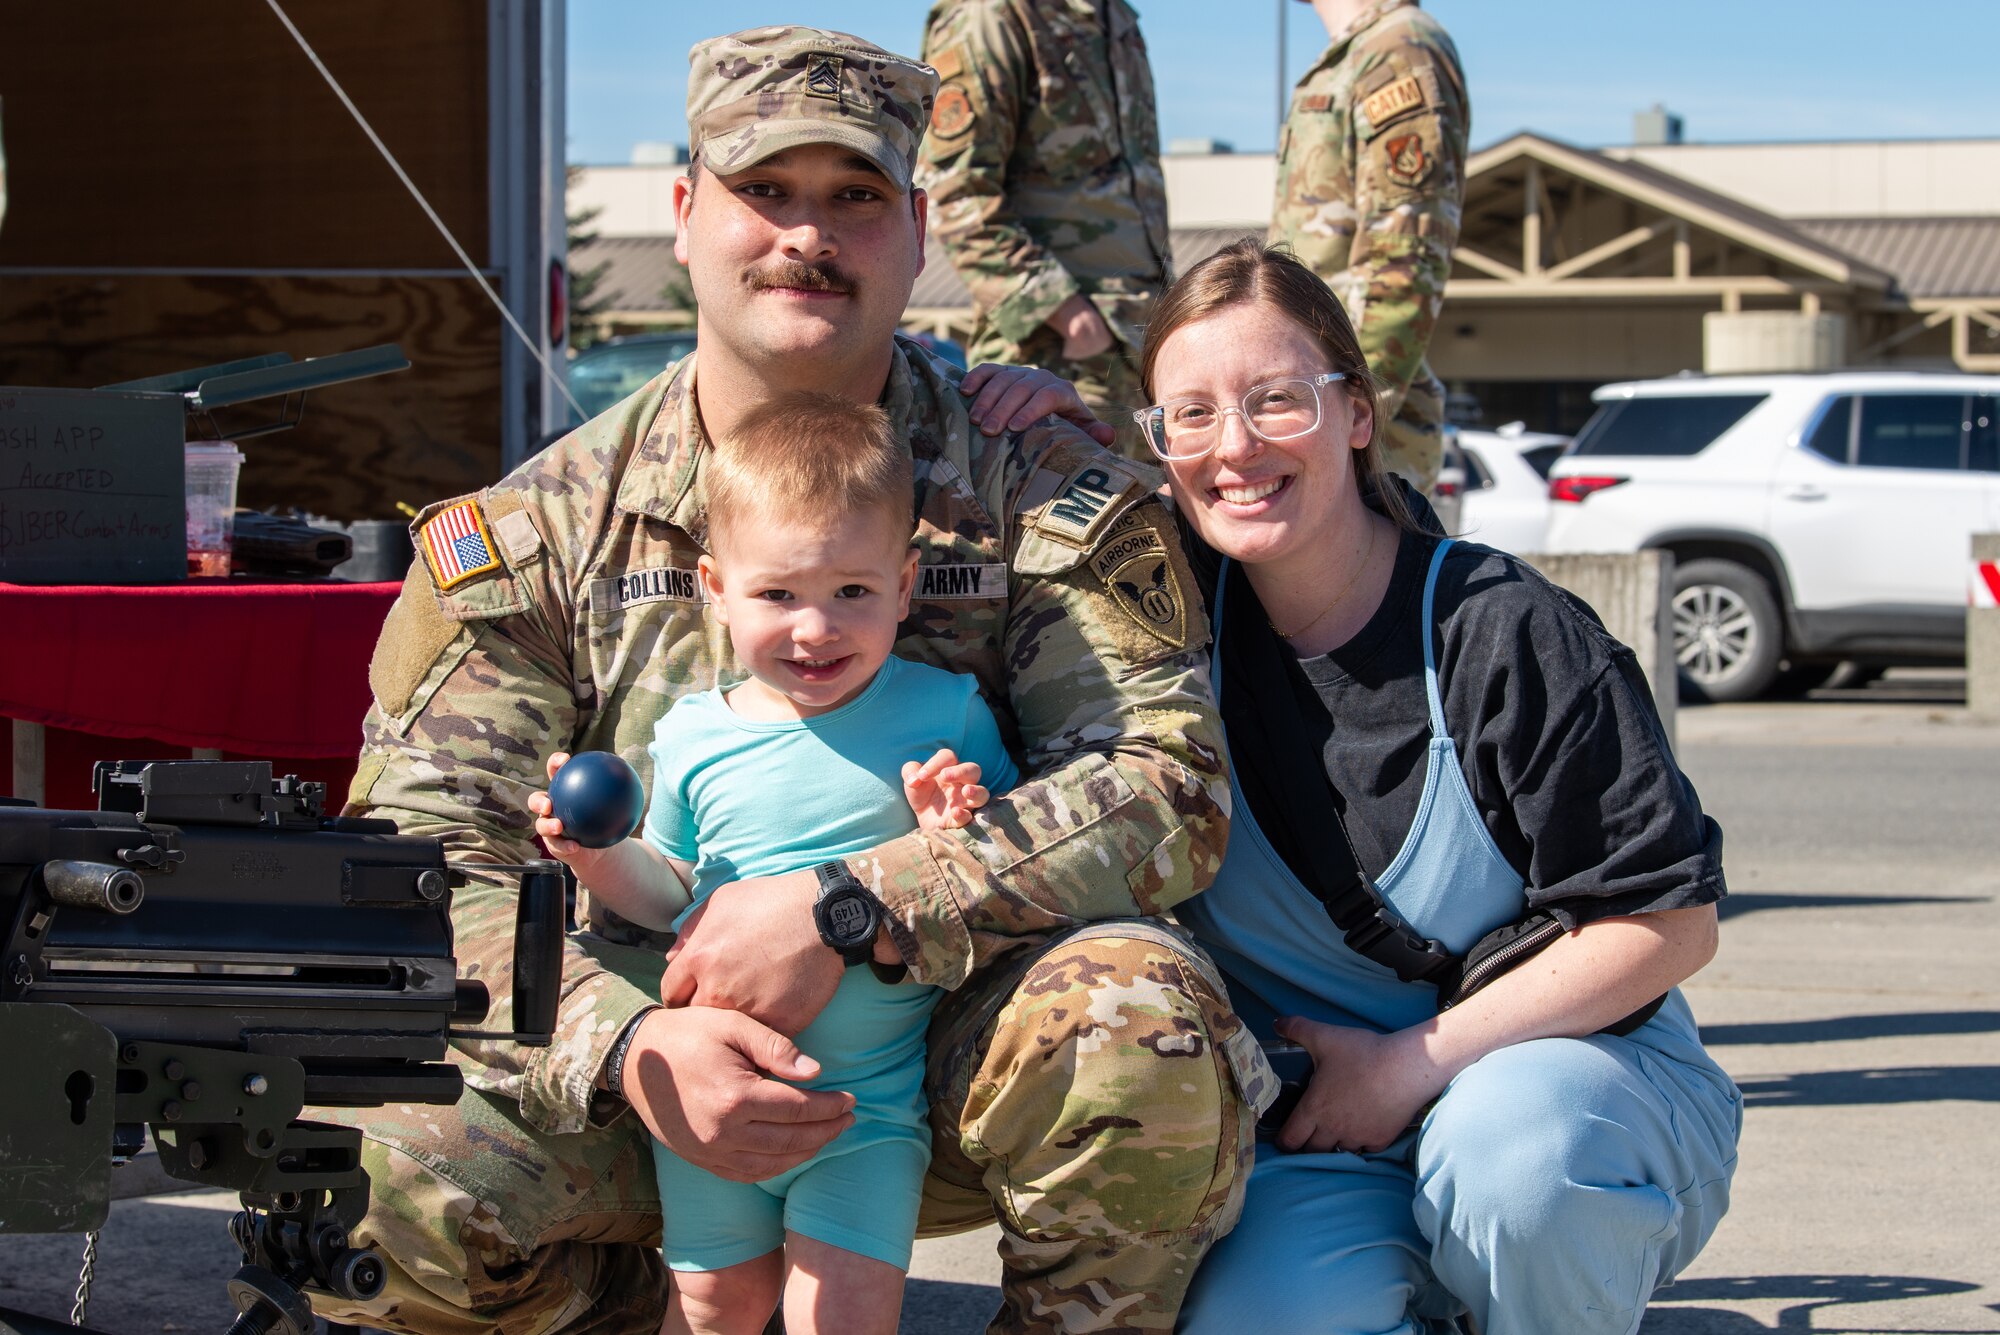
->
xmin=1518 ymin=551 xmax=1677 ymax=750
xmin=1972 ymin=533 xmax=2000 ymax=721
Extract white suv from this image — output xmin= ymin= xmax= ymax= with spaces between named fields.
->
xmin=1544 ymin=372 xmax=2000 ymax=702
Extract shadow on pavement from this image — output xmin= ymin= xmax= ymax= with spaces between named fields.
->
xmin=1701 ymin=1010 xmax=2000 ymax=1046
xmin=1735 ymin=1065 xmax=2000 ymax=1107
xmin=1642 ymin=1272 xmax=1999 ymax=1333
xmin=899 ymin=1279 xmax=999 ymax=1335
xmin=1717 ymin=892 xmax=1987 ymax=921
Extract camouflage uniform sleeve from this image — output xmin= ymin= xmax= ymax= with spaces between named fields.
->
xmin=916 ymin=1 xmax=1083 ymax=346
xmin=1345 ymin=37 xmax=1468 ymax=420
xmin=347 ymin=484 xmax=659 ymax=1137
xmin=864 ymin=463 xmax=1229 ymax=989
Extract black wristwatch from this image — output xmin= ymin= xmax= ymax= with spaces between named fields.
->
xmin=812 ymin=860 xmax=882 ymax=967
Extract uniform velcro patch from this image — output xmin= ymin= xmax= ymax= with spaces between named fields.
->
xmin=1028 ymin=457 xmax=1146 ymax=551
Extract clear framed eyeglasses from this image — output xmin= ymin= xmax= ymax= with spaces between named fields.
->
xmin=1132 ymin=372 xmax=1349 ymax=461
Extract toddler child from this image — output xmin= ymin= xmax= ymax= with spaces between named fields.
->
xmin=529 ymin=391 xmax=1017 ymax=1335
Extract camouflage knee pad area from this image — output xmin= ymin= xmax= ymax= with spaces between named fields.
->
xmin=922 ymin=920 xmax=1272 ymax=1331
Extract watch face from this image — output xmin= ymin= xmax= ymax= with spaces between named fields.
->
xmin=823 ymin=889 xmax=874 ymax=945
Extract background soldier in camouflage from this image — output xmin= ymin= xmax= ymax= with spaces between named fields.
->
xmin=916 ymin=0 xmax=1171 ymax=464
xmin=1272 ymin=0 xmax=1469 ymax=486
xmin=318 ymin=27 xmax=1270 ymax=1335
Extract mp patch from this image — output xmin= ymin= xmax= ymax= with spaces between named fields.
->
xmin=916 ymin=562 xmax=1006 ymax=600
xmin=1031 ymin=459 xmax=1135 ymax=549
xmin=418 ymin=498 xmax=501 ymax=592
xmin=1097 ymin=521 xmax=1188 ymax=652
xmin=591 ymin=565 xmax=704 ymax=612
xmin=932 ymin=83 xmax=974 ymax=139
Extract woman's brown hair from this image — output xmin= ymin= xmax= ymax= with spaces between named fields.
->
xmin=1139 ymin=238 xmax=1425 ymax=534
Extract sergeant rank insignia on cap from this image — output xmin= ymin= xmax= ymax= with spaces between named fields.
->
xmin=419 ymin=498 xmax=502 ymax=591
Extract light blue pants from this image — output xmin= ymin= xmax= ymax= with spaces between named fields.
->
xmin=1179 ymin=1029 xmax=1743 ymax=1335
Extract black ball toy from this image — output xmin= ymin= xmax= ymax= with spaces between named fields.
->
xmin=547 ymin=751 xmax=646 ymax=849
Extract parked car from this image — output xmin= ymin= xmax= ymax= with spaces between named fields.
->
xmin=1456 ymin=422 xmax=1570 ymax=553
xmin=1431 ymin=424 xmax=1465 ymax=534
xmin=1544 ymin=372 xmax=2000 ymax=702
xmin=564 ymin=331 xmax=698 ymax=427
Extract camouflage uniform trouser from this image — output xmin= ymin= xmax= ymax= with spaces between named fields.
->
xmin=312 ymin=919 xmax=1264 ymax=1335
xmin=1379 ymin=412 xmax=1443 ymax=493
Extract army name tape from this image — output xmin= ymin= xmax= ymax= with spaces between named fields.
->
xmin=917 ymin=562 xmax=1006 ymax=600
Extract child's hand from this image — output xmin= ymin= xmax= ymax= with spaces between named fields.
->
xmin=902 ymin=748 xmax=990 ymax=831
xmin=528 ymin=751 xmax=612 ymax=867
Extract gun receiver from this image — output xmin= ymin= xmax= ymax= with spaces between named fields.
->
xmin=0 ymin=759 xmax=565 ymax=1333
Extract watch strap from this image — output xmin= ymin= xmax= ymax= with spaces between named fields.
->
xmin=604 ymin=1007 xmax=655 ymax=1101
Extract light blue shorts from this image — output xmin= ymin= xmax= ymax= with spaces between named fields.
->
xmin=654 ymin=1129 xmax=930 ymax=1273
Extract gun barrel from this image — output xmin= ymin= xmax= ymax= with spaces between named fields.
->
xmin=44 ymin=859 xmax=145 ymax=914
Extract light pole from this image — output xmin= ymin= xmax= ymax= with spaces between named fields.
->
xmin=1276 ymin=0 xmax=1287 ymax=148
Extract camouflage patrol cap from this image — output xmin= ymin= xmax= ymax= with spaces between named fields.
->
xmin=686 ymin=27 xmax=939 ymax=193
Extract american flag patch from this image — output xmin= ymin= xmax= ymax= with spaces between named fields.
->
xmin=419 ymin=499 xmax=502 ymax=590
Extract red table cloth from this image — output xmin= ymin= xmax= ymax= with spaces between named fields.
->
xmin=1 ymin=580 xmax=401 ymax=756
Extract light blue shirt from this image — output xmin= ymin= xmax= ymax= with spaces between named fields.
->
xmin=642 ymin=654 xmax=1018 ymax=1124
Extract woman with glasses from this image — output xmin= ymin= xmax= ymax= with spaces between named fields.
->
xmin=1141 ymin=240 xmax=1741 ymax=1335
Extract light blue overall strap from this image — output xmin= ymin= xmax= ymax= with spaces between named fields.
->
xmin=1421 ymin=539 xmax=1456 ymax=738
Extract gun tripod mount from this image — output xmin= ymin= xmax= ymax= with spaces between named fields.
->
xmin=0 ymin=760 xmax=570 ymax=1335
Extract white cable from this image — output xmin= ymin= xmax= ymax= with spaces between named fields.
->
xmin=263 ymin=0 xmax=587 ymax=422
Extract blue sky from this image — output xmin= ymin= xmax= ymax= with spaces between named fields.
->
xmin=566 ymin=1 xmax=2000 ymax=164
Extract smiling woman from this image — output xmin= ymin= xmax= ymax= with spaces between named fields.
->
xmin=1148 ymin=241 xmax=1743 ymax=1335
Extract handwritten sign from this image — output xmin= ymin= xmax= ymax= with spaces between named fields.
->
xmin=0 ymin=387 xmax=186 ymax=584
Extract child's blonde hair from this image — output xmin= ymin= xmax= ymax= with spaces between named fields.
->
xmin=705 ymin=391 xmax=914 ymax=546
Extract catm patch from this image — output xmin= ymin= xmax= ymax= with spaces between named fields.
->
xmin=1383 ymin=132 xmax=1433 ymax=187
xmin=932 ymin=83 xmax=975 ymax=139
xmin=1360 ymin=73 xmax=1425 ymax=134
xmin=929 ymin=44 xmax=967 ymax=82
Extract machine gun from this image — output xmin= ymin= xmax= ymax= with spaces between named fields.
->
xmin=0 ymin=760 xmax=566 ymax=1335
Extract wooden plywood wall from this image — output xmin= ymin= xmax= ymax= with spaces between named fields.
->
xmin=0 ymin=0 xmax=506 ymax=520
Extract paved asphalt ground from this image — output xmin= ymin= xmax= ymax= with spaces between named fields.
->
xmin=3 ymin=671 xmax=1995 ymax=1334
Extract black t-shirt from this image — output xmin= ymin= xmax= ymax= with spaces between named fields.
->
xmin=1215 ymin=518 xmax=1725 ymax=930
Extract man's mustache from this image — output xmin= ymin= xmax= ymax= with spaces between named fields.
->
xmin=746 ymin=260 xmax=855 ymax=295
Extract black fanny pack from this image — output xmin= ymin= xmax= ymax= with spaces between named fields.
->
xmin=1210 ymin=553 xmax=1665 ymax=1040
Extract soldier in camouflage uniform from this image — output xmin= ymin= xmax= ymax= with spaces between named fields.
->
xmin=916 ymin=0 xmax=1171 ymax=464
xmin=317 ymin=27 xmax=1271 ymax=1335
xmin=1271 ymin=0 xmax=1469 ymax=487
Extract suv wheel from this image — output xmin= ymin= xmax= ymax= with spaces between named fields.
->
xmin=1673 ymin=558 xmax=1783 ymax=703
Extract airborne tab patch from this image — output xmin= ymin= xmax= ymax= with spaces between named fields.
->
xmin=418 ymin=499 xmax=502 ymax=592
xmin=916 ymin=562 xmax=1006 ymax=600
